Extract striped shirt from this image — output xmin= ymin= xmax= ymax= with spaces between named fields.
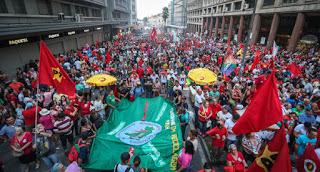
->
xmin=54 ymin=116 xmax=73 ymax=134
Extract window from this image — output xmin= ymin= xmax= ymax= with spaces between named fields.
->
xmin=283 ymin=0 xmax=297 ymax=3
xmin=12 ymin=0 xmax=26 ymax=14
xmin=92 ymin=9 xmax=101 ymax=17
xmin=0 ymin=0 xmax=8 ymax=13
xmin=37 ymin=0 xmax=52 ymax=15
xmin=263 ymin=0 xmax=275 ymax=6
xmin=234 ymin=2 xmax=242 ymax=10
xmin=61 ymin=3 xmax=71 ymax=16
xmin=75 ymin=6 xmax=89 ymax=17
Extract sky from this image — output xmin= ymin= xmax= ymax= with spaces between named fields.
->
xmin=137 ymin=0 xmax=171 ymax=19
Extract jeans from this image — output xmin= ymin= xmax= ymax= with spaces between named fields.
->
xmin=199 ymin=121 xmax=207 ymax=135
xmin=59 ymin=132 xmax=74 ymax=150
xmin=193 ymin=106 xmax=200 ymax=128
xmin=42 ymin=153 xmax=60 ymax=169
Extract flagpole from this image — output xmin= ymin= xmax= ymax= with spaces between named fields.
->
xmin=34 ymin=67 xmax=40 ymax=149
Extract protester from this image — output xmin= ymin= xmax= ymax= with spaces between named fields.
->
xmin=225 ymin=144 xmax=248 ymax=172
xmin=177 ymin=141 xmax=194 ymax=172
xmin=114 ymin=152 xmax=134 ymax=172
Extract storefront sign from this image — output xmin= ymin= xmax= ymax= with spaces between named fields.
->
xmin=96 ymin=27 xmax=102 ymax=30
xmin=48 ymin=33 xmax=60 ymax=39
xmin=8 ymin=38 xmax=28 ymax=45
xmin=84 ymin=29 xmax=90 ymax=33
xmin=67 ymin=31 xmax=76 ymax=35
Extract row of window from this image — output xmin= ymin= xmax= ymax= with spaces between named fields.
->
xmin=188 ymin=18 xmax=203 ymax=23
xmin=0 ymin=0 xmax=101 ymax=17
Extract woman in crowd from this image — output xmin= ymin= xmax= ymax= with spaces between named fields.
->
xmin=177 ymin=141 xmax=194 ymax=172
xmin=225 ymin=144 xmax=248 ymax=172
xmin=10 ymin=126 xmax=39 ymax=172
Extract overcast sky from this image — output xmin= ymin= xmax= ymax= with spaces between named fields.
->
xmin=137 ymin=0 xmax=171 ymax=19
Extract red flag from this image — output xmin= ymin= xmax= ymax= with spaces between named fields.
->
xmin=297 ymin=143 xmax=320 ymax=172
xmin=287 ymin=63 xmax=302 ymax=78
xmin=247 ymin=127 xmax=292 ymax=172
xmin=250 ymin=50 xmax=261 ymax=71
xmin=232 ymin=71 xmax=283 ymax=134
xmin=106 ymin=50 xmax=111 ymax=64
xmin=38 ymin=41 xmax=75 ymax=96
xmin=150 ymin=27 xmax=157 ymax=41
xmin=77 ymin=50 xmax=83 ymax=58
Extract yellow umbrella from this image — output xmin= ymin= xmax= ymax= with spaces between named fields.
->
xmin=188 ymin=68 xmax=217 ymax=85
xmin=86 ymin=74 xmax=117 ymax=86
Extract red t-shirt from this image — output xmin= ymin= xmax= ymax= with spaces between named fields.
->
xmin=79 ymin=101 xmax=91 ymax=116
xmin=206 ymin=127 xmax=227 ymax=148
xmin=210 ymin=103 xmax=221 ymax=120
xmin=10 ymin=132 xmax=33 ymax=155
xmin=64 ymin=104 xmax=78 ymax=121
xmin=226 ymin=152 xmax=245 ymax=172
xmin=6 ymin=93 xmax=17 ymax=104
xmin=22 ymin=106 xmax=41 ymax=126
xmin=198 ymin=106 xmax=212 ymax=122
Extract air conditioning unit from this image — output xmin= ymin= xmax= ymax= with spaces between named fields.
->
xmin=244 ymin=4 xmax=249 ymax=9
xmin=75 ymin=14 xmax=81 ymax=22
xmin=224 ymin=7 xmax=228 ymax=12
xmin=58 ymin=13 xmax=64 ymax=21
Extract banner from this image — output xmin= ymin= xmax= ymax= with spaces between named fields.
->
xmin=86 ymin=97 xmax=183 ymax=171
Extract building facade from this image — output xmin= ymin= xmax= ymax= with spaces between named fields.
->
xmin=148 ymin=13 xmax=165 ymax=27
xmin=0 ymin=0 xmax=136 ymax=76
xmin=187 ymin=0 xmax=320 ymax=51
xmin=167 ymin=0 xmax=188 ymax=32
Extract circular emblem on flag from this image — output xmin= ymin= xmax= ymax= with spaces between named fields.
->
xmin=304 ymin=159 xmax=316 ymax=172
xmin=116 ymin=121 xmax=162 ymax=146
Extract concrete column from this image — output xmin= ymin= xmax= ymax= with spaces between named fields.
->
xmin=267 ymin=13 xmax=280 ymax=48
xmin=220 ymin=16 xmax=226 ymax=38
xmin=214 ymin=17 xmax=219 ymax=38
xmin=227 ymin=16 xmax=234 ymax=43
xmin=250 ymin=14 xmax=261 ymax=46
xmin=237 ymin=15 xmax=244 ymax=43
xmin=288 ymin=13 xmax=305 ymax=52
xmin=209 ymin=17 xmax=214 ymax=37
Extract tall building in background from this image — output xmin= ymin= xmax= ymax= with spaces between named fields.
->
xmin=167 ymin=0 xmax=187 ymax=32
xmin=0 ymin=0 xmax=137 ymax=76
xmin=187 ymin=0 xmax=320 ymax=51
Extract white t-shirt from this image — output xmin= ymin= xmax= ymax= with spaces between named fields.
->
xmin=173 ymin=85 xmax=182 ymax=92
xmin=294 ymin=124 xmax=307 ymax=136
xmin=225 ymin=119 xmax=236 ymax=141
xmin=217 ymin=111 xmax=232 ymax=122
xmin=114 ymin=164 xmax=134 ymax=172
xmin=187 ymin=136 xmax=199 ymax=152
xmin=194 ymin=94 xmax=204 ymax=108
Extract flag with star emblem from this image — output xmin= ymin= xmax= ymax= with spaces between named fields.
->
xmin=247 ymin=126 xmax=292 ymax=172
xmin=297 ymin=143 xmax=320 ymax=172
xmin=38 ymin=41 xmax=75 ymax=96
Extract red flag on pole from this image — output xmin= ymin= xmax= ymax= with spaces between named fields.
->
xmin=296 ymin=143 xmax=320 ymax=172
xmin=106 ymin=50 xmax=111 ymax=64
xmin=247 ymin=126 xmax=292 ymax=172
xmin=250 ymin=50 xmax=261 ymax=71
xmin=232 ymin=71 xmax=283 ymax=135
xmin=38 ymin=41 xmax=75 ymax=96
xmin=287 ymin=63 xmax=302 ymax=78
xmin=150 ymin=27 xmax=157 ymax=41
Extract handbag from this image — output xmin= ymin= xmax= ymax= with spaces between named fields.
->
xmin=206 ymin=120 xmax=212 ymax=128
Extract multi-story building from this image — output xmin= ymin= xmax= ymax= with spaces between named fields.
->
xmin=187 ymin=0 xmax=203 ymax=34
xmin=0 ymin=0 xmax=137 ymax=76
xmin=167 ymin=0 xmax=188 ymax=32
xmin=187 ymin=0 xmax=320 ymax=51
xmin=148 ymin=13 xmax=165 ymax=27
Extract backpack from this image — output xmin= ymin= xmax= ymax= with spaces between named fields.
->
xmin=114 ymin=163 xmax=132 ymax=172
xmin=68 ymin=140 xmax=86 ymax=162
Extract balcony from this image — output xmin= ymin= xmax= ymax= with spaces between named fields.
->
xmin=0 ymin=14 xmax=108 ymax=38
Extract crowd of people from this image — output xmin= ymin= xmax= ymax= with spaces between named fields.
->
xmin=0 ymin=28 xmax=319 ymax=172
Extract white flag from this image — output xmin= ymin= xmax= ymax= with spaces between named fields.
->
xmin=272 ymin=41 xmax=278 ymax=58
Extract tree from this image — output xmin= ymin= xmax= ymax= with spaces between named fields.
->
xmin=143 ymin=17 xmax=148 ymax=25
xmin=162 ymin=7 xmax=169 ymax=25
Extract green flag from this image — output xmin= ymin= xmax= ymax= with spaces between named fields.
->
xmin=86 ymin=97 xmax=183 ymax=171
